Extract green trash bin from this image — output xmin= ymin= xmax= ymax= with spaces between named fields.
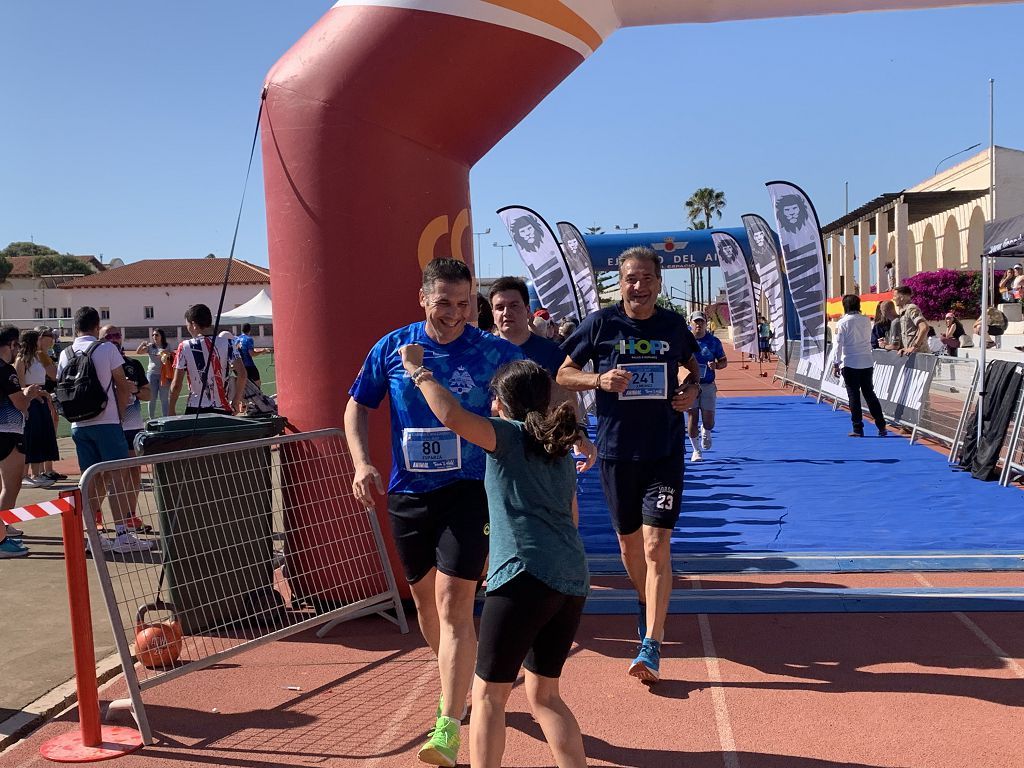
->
xmin=136 ymin=414 xmax=285 ymax=635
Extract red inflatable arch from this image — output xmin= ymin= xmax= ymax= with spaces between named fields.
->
xmin=260 ymin=0 xmax=1006 ymax=579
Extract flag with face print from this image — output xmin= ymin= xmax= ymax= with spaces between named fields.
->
xmin=497 ymin=206 xmax=583 ymax=323
xmin=766 ymin=181 xmax=827 ymax=381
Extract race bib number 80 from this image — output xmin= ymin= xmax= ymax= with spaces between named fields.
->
xmin=618 ymin=363 xmax=668 ymax=400
xmin=402 ymin=427 xmax=462 ymax=472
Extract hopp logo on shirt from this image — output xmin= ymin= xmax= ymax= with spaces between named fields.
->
xmin=616 ymin=338 xmax=670 ymax=356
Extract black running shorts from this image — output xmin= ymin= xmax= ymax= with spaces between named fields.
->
xmin=599 ymin=452 xmax=684 ymax=535
xmin=476 ymin=571 xmax=586 ymax=683
xmin=387 ymin=479 xmax=489 ymax=584
xmin=0 ymin=433 xmax=24 ymax=463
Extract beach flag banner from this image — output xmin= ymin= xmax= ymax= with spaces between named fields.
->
xmin=555 ymin=221 xmax=599 ymax=414
xmin=742 ymin=213 xmax=788 ymax=361
xmin=498 ymin=206 xmax=583 ymax=323
xmin=820 ymin=345 xmax=848 ymax=403
xmin=712 ymin=232 xmax=759 ymax=357
xmin=556 ymin=221 xmax=600 ymax=317
xmin=766 ymin=181 xmax=828 ymax=381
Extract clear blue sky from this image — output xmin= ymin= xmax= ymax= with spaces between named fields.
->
xmin=4 ymin=1 xmax=1023 ymax=300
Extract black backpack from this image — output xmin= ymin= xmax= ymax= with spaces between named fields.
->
xmin=55 ymin=341 xmax=110 ymax=422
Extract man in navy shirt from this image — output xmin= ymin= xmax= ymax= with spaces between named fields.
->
xmin=687 ymin=312 xmax=728 ymax=462
xmin=558 ymin=247 xmax=700 ymax=683
xmin=344 ymin=258 xmax=521 ymax=765
xmin=489 ymin=276 xmax=597 ymax=512
xmin=488 ymin=276 xmax=569 ymax=377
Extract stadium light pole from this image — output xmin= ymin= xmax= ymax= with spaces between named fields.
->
xmin=473 ymin=227 xmax=490 ymax=278
xmin=493 ymin=242 xmax=512 ymax=276
xmin=614 ymin=223 xmax=639 ymax=234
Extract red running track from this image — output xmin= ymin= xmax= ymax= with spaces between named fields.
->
xmin=4 ymin=349 xmax=1022 ymax=767
xmin=2 ymin=606 xmax=1022 ymax=768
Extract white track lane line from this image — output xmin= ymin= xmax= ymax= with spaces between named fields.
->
xmin=913 ymin=573 xmax=1024 ymax=678
xmin=364 ymin=654 xmax=438 ymax=768
xmin=693 ymin=577 xmax=741 ymax=768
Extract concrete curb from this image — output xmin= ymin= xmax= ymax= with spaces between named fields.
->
xmin=0 ymin=653 xmax=124 ymax=753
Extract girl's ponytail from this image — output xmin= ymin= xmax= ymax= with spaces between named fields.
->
xmin=523 ymin=401 xmax=578 ymax=459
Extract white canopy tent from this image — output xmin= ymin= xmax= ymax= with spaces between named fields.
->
xmin=220 ymin=289 xmax=273 ymax=326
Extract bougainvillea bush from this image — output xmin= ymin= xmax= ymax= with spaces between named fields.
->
xmin=902 ymin=269 xmax=987 ymax=320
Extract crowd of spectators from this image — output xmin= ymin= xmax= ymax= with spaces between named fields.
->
xmin=0 ymin=304 xmax=273 ymax=558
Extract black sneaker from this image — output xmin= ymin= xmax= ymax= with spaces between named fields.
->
xmin=878 ymin=429 xmax=888 ymax=437
xmin=848 ymin=431 xmax=864 ymax=438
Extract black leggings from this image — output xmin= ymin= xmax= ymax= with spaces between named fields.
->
xmin=475 ymin=571 xmax=586 ymax=683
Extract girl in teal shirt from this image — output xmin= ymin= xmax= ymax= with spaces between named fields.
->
xmin=400 ymin=345 xmax=594 ymax=768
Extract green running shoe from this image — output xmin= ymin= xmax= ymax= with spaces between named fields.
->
xmin=418 ymin=715 xmax=460 ymax=767
xmin=436 ymin=692 xmax=468 ymax=720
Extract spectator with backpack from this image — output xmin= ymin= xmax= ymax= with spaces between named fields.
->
xmin=56 ymin=307 xmax=152 ymax=554
xmin=168 ymin=304 xmax=247 ymax=416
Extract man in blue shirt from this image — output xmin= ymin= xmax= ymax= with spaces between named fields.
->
xmin=344 ymin=258 xmax=521 ymax=765
xmin=558 ymin=247 xmax=700 ymax=684
xmin=234 ymin=324 xmax=261 ymax=386
xmin=687 ymin=312 xmax=728 ymax=461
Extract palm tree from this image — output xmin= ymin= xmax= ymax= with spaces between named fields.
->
xmin=684 ymin=187 xmax=726 ymax=306
xmin=585 ymin=225 xmax=604 ymax=235
xmin=684 ymin=187 xmax=727 ymax=229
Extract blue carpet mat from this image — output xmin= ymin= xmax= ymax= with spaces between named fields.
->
xmin=577 ymin=396 xmax=1024 ymax=561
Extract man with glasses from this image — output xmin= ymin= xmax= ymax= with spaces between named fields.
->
xmin=558 ymin=247 xmax=700 ymax=683
xmin=686 ymin=312 xmax=728 ymax=462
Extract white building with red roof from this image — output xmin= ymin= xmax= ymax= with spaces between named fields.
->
xmin=54 ymin=257 xmax=272 ymax=344
xmin=0 ymin=255 xmax=105 ymax=330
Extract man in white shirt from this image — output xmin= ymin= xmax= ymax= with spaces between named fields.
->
xmin=833 ymin=294 xmax=888 ymax=438
xmin=57 ymin=307 xmax=152 ymax=553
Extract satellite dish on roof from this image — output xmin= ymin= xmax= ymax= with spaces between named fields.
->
xmin=108 ymin=258 xmax=124 ymax=268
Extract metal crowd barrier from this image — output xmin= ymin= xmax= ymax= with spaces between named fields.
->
xmin=772 ymin=340 xmax=801 ymax=388
xmin=912 ymin=355 xmax=980 ymax=463
xmin=80 ymin=428 xmax=408 ymax=745
xmin=809 ymin=345 xmax=981 ymax=460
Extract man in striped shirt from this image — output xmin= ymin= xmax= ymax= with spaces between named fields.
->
xmin=168 ymin=304 xmax=247 ymax=416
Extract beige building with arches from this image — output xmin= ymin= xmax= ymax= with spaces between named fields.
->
xmin=822 ymin=146 xmax=1024 ymax=295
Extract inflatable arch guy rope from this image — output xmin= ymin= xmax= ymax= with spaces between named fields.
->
xmin=261 ymin=0 xmax=1008 ymax=445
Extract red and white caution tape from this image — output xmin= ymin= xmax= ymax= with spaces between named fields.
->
xmin=0 ymin=495 xmax=75 ymax=525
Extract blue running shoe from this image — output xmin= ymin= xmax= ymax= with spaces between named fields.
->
xmin=0 ymin=537 xmax=29 ymax=559
xmin=629 ymin=638 xmax=661 ymax=683
xmin=637 ymin=602 xmax=647 ymax=640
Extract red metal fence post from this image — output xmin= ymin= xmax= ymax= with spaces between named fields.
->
xmin=39 ymin=489 xmax=143 ymax=762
